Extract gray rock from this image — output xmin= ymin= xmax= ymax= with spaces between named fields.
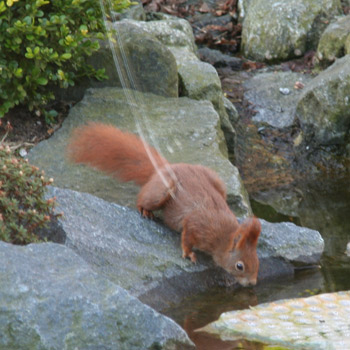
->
xmin=258 ymin=219 xmax=324 ymax=265
xmin=0 ymin=241 xmax=194 ymax=350
xmin=121 ymin=17 xmax=197 ymax=54
xmin=252 ymin=187 xmax=303 ymax=219
xmin=43 ymin=187 xmax=323 ymax=308
xmin=113 ymin=17 xmax=234 ymax=151
xmin=244 ymin=71 xmax=313 ymax=128
xmin=46 ymin=187 xmax=239 ymax=308
xmin=241 ymin=0 xmax=341 ymax=62
xmin=346 ymin=34 xmax=350 ymax=55
xmin=238 ymin=0 xmax=252 ymax=22
xmin=100 ymin=21 xmax=179 ymax=97
xmin=176 ymin=58 xmax=223 ymax=112
xmin=223 ymin=96 xmax=240 ymax=126
xmin=28 ymin=87 xmax=251 ymax=217
xmin=317 ymin=15 xmax=350 ymax=62
xmin=198 ymin=47 xmax=243 ymax=70
xmin=295 ymin=54 xmax=350 ymax=145
xmin=220 ymin=97 xmax=238 ymax=155
xmin=55 ymin=21 xmax=178 ymax=102
xmin=170 ymin=47 xmax=235 ymax=157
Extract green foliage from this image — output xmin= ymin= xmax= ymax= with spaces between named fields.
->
xmin=0 ymin=0 xmax=132 ymax=120
xmin=0 ymin=144 xmax=59 ymax=244
xmin=108 ymin=0 xmax=137 ymax=13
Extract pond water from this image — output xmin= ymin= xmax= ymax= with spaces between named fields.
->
xmin=163 ymin=174 xmax=350 ymax=349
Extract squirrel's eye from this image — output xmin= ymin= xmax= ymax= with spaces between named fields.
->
xmin=235 ymin=261 xmax=245 ymax=271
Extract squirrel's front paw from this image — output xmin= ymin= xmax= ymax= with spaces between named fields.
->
xmin=137 ymin=206 xmax=154 ymax=219
xmin=182 ymin=251 xmax=197 ymax=264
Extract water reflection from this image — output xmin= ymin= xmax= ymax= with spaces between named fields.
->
xmin=164 ymin=269 xmax=326 ymax=349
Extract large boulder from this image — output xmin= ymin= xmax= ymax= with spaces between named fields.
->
xmin=56 ymin=21 xmax=178 ymax=102
xmin=122 ymin=16 xmax=234 ymax=153
xmin=241 ymin=0 xmax=341 ymax=62
xmin=295 ymin=54 xmax=350 ymax=146
xmin=121 ymin=16 xmax=198 ymax=54
xmin=0 ymin=241 xmax=194 ymax=350
xmin=92 ymin=21 xmax=178 ymax=97
xmin=317 ymin=15 xmax=350 ymax=63
xmin=28 ymin=87 xmax=251 ymax=217
xmin=40 ymin=187 xmax=324 ymax=307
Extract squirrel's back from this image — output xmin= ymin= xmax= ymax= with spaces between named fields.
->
xmin=67 ymin=123 xmax=168 ymax=186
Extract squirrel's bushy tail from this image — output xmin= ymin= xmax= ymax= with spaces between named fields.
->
xmin=67 ymin=122 xmax=168 ymax=186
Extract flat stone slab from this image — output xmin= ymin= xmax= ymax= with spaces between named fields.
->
xmin=28 ymin=87 xmax=251 ymax=216
xmin=199 ymin=291 xmax=350 ymax=350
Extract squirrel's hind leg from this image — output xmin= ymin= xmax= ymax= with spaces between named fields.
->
xmin=137 ymin=172 xmax=176 ymax=218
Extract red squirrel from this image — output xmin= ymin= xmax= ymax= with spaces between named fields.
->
xmin=67 ymin=122 xmax=261 ymax=286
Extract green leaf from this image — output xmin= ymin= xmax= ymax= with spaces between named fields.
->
xmin=23 ymin=16 xmax=32 ymax=25
xmin=25 ymin=47 xmax=34 ymax=58
xmin=50 ymin=52 xmax=58 ymax=59
xmin=60 ymin=52 xmax=71 ymax=60
xmin=47 ymin=109 xmax=58 ymax=117
xmin=36 ymin=77 xmax=48 ymax=85
xmin=0 ymin=1 xmax=6 ymax=14
xmin=14 ymin=68 xmax=22 ymax=78
xmin=36 ymin=0 xmax=50 ymax=7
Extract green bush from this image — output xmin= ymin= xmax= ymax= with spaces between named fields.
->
xmin=0 ymin=144 xmax=59 ymax=244
xmin=0 ymin=0 xmax=131 ymax=120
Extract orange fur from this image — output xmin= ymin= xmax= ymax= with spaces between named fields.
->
xmin=67 ymin=123 xmax=167 ymax=186
xmin=67 ymin=123 xmax=261 ymax=286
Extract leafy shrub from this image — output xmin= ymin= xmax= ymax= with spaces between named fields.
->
xmin=0 ymin=0 xmax=132 ymax=120
xmin=0 ymin=144 xmax=59 ymax=244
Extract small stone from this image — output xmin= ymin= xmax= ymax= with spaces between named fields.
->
xmin=294 ymin=81 xmax=305 ymax=89
xmin=19 ymin=148 xmax=27 ymax=158
xmin=279 ymin=87 xmax=291 ymax=95
xmin=345 ymin=242 xmax=350 ymax=257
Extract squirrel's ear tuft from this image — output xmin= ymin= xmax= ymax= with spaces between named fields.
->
xmin=247 ymin=216 xmax=261 ymax=246
xmin=235 ymin=217 xmax=261 ymax=249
